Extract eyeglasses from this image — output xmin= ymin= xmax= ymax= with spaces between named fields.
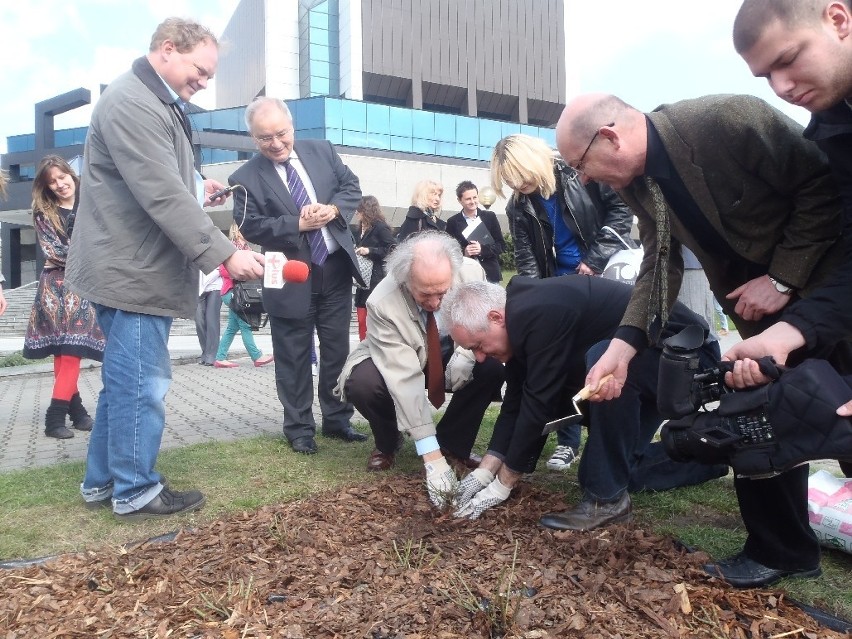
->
xmin=571 ymin=121 xmax=615 ymax=177
xmin=253 ymin=129 xmax=293 ymax=146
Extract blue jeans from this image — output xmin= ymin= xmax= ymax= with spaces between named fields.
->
xmin=577 ymin=339 xmax=726 ymax=502
xmin=216 ymin=292 xmax=262 ymax=361
xmin=80 ymin=306 xmax=172 ymax=513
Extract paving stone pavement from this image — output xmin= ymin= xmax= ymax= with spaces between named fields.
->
xmin=0 ymin=355 xmax=288 ymax=472
xmin=0 ymin=330 xmax=368 ymax=472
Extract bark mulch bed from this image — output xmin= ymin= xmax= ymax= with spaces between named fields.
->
xmin=1 ymin=474 xmax=848 ymax=638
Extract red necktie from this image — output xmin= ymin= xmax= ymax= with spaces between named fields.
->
xmin=424 ymin=311 xmax=445 ymax=409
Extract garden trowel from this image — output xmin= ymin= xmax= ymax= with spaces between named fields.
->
xmin=541 ymin=374 xmax=615 ymax=435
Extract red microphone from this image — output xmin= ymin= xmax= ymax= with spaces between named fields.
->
xmin=282 ymin=259 xmax=310 ymax=283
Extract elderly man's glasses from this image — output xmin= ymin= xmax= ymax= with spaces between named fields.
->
xmin=254 ymin=129 xmax=293 ymax=146
xmin=571 ymin=122 xmax=615 ymax=177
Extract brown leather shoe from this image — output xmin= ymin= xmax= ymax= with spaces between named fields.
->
xmin=367 ymin=449 xmax=395 ymax=471
xmin=441 ymin=448 xmax=482 ymax=472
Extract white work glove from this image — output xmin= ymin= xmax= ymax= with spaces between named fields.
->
xmin=445 ymin=348 xmax=476 ymax=392
xmin=454 ymin=467 xmax=495 ymax=511
xmin=424 ymin=457 xmax=459 ymax=509
xmin=454 ymin=477 xmax=512 ymax=520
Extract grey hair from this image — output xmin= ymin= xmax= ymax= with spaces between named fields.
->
xmin=244 ymin=96 xmax=293 ymax=131
xmin=386 ymin=230 xmax=463 ymax=288
xmin=442 ymin=280 xmax=507 ymax=334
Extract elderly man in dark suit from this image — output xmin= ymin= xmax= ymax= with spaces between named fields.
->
xmin=230 ymin=97 xmax=367 ymax=455
xmin=443 ymin=276 xmax=725 ymax=524
xmin=556 ymin=93 xmax=847 ymax=588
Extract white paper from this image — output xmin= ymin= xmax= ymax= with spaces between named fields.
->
xmin=461 ymin=217 xmax=483 ymax=240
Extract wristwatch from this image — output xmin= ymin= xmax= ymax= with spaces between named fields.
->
xmin=768 ymin=275 xmax=794 ymax=295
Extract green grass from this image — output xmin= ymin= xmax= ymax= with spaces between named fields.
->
xmin=0 ymin=351 xmax=50 ymax=367
xmin=2 ymin=403 xmax=851 ymax=624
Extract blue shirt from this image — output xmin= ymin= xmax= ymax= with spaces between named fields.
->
xmin=536 ymin=193 xmax=582 ymax=275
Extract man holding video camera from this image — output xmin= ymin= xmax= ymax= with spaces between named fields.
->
xmin=555 ymin=93 xmax=849 ymax=588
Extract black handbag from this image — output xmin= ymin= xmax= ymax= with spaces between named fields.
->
xmin=229 ymin=279 xmax=267 ymax=330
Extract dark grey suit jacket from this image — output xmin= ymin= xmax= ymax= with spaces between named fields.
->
xmin=228 ymin=140 xmax=362 ymax=317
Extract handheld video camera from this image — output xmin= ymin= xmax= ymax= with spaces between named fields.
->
xmin=658 ymin=326 xmax=852 ymax=477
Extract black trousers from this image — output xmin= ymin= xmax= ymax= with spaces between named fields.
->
xmin=725 ymin=315 xmax=852 ymax=570
xmin=345 ymin=356 xmax=505 ymax=456
xmin=269 ymin=250 xmax=354 ymax=442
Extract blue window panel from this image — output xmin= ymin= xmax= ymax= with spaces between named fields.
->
xmin=539 ymin=128 xmax=557 ymax=146
xmin=310 ymin=60 xmax=332 ymax=79
xmin=390 ymin=134 xmax=413 ymax=153
xmin=309 ymin=10 xmax=330 ymax=30
xmin=411 ymin=110 xmax=435 ymax=140
xmin=325 ymin=99 xmax=343 ymax=129
xmin=325 ymin=127 xmax=343 ymax=145
xmin=296 ymin=99 xmax=325 ymax=129
xmin=412 ymin=138 xmax=436 ymax=155
xmin=310 ymin=76 xmax=331 ymax=95
xmin=341 ymin=100 xmax=367 ymax=131
xmin=455 ymin=116 xmax=479 ymax=145
xmin=519 ymin=124 xmax=539 ymax=138
xmin=54 ymin=130 xmax=72 ymax=146
xmin=342 ymin=129 xmax=369 ymax=147
xmin=434 ymin=113 xmax=455 ymax=142
xmin=389 ymin=107 xmax=412 ymax=137
xmin=310 ymin=43 xmax=331 ymax=63
xmin=364 ymin=132 xmax=390 ymax=149
xmin=209 ymin=109 xmax=242 ymax=131
xmin=501 ymin=121 xmax=522 ymax=138
xmin=187 ymin=112 xmax=209 ymax=131
xmin=435 ymin=141 xmax=456 ymax=157
xmin=479 ymin=119 xmax=503 ymax=148
xmin=455 ymin=142 xmax=480 ymax=160
xmin=311 ymin=0 xmax=331 ymax=14
xmin=366 ymin=103 xmax=390 ymax=135
xmin=7 ymin=134 xmax=34 ymax=152
xmin=479 ymin=145 xmax=493 ymax=162
xmin=309 ymin=27 xmax=330 ymax=46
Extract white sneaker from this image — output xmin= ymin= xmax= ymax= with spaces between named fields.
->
xmin=546 ymin=445 xmax=576 ymax=471
xmin=311 ymin=363 xmax=319 ymax=376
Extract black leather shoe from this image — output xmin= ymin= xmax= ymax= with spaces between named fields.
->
xmin=539 ymin=492 xmax=632 ymax=531
xmin=703 ymin=552 xmax=822 ymax=588
xmin=322 ymin=427 xmax=368 ymax=443
xmin=114 ymin=488 xmax=205 ymax=522
xmin=291 ymin=436 xmax=318 ymax=454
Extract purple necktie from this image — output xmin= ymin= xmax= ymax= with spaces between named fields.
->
xmin=282 ymin=160 xmax=328 ymax=266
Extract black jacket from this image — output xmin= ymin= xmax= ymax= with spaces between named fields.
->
xmin=506 ymin=160 xmax=635 ymax=277
xmin=491 ymin=275 xmax=711 ymax=472
xmin=396 ymin=206 xmax=447 ymax=241
xmin=354 ymin=219 xmax=397 ymax=307
xmin=445 ymin=208 xmax=506 ymax=283
xmin=783 ymin=102 xmax=852 ymax=354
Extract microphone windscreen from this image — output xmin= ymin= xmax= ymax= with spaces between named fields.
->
xmin=282 ymin=259 xmax=310 ymax=283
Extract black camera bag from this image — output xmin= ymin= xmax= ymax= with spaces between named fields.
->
xmin=229 ymin=279 xmax=267 ymax=331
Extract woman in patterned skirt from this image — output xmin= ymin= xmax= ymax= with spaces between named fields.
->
xmin=23 ymin=156 xmax=105 ymax=439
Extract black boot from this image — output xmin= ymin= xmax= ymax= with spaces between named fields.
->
xmin=45 ymin=399 xmax=74 ymax=439
xmin=69 ymin=393 xmax=94 ymax=431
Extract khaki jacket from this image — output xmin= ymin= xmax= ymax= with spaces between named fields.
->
xmin=336 ymin=258 xmax=486 ymax=441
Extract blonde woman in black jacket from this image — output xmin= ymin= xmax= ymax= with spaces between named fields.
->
xmin=490 ymin=133 xmax=635 ymax=471
xmin=396 ymin=180 xmax=447 ymax=240
xmin=491 ymin=134 xmax=634 ymax=279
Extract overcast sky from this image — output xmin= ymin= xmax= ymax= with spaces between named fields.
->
xmin=0 ymin=0 xmax=808 ymax=156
